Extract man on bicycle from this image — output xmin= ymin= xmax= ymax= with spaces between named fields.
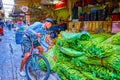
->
xmin=19 ymin=18 xmax=54 ymax=76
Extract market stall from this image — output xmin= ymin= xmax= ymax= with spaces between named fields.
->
xmin=39 ymin=1 xmax=120 ymax=79
xmin=68 ymin=21 xmax=115 ymax=33
xmin=39 ymin=31 xmax=120 ymax=80
xmin=67 ymin=0 xmax=120 ymax=34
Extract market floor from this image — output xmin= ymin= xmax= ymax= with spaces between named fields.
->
xmin=0 ymin=28 xmax=60 ymax=80
xmin=0 ymin=28 xmax=27 ymax=80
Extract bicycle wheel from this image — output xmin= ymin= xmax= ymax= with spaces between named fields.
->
xmin=25 ymin=54 xmax=50 ymax=80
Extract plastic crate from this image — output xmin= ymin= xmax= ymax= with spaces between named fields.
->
xmin=15 ymin=32 xmax=24 ymax=44
xmin=0 ymin=27 xmax=3 ymax=35
xmin=90 ymin=9 xmax=98 ymax=13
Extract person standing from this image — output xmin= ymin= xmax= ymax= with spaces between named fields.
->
xmin=0 ymin=18 xmax=4 ymax=35
xmin=7 ymin=21 xmax=12 ymax=31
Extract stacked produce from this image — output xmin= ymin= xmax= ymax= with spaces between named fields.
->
xmin=111 ymin=32 xmax=120 ymax=45
xmin=39 ymin=31 xmax=120 ymax=80
xmin=102 ymin=32 xmax=120 ymax=45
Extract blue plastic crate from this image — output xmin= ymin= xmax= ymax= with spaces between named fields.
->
xmin=15 ymin=32 xmax=24 ymax=44
xmin=90 ymin=9 xmax=98 ymax=13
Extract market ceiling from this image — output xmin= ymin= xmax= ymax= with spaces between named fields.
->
xmin=13 ymin=0 xmax=54 ymax=13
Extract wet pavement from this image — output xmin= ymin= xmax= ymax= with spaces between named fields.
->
xmin=0 ymin=28 xmax=27 ymax=80
xmin=0 ymin=28 xmax=60 ymax=80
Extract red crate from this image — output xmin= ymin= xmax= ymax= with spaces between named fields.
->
xmin=0 ymin=27 xmax=3 ymax=35
xmin=111 ymin=15 xmax=119 ymax=21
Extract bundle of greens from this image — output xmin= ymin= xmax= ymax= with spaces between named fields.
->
xmin=99 ymin=33 xmax=113 ymax=38
xmin=74 ymin=63 xmax=120 ymax=80
xmin=39 ymin=31 xmax=120 ymax=80
xmin=103 ymin=32 xmax=120 ymax=45
xmin=60 ymin=47 xmax=84 ymax=57
xmin=86 ymin=44 xmax=114 ymax=58
xmin=112 ymin=45 xmax=120 ymax=55
xmin=56 ymin=37 xmax=85 ymax=51
xmin=60 ymin=31 xmax=80 ymax=41
xmin=91 ymin=33 xmax=112 ymax=39
xmin=111 ymin=32 xmax=120 ymax=45
xmin=57 ymin=63 xmax=87 ymax=80
xmin=72 ymin=53 xmax=120 ymax=72
xmin=79 ymin=31 xmax=91 ymax=41
xmin=39 ymin=45 xmax=72 ymax=72
xmin=77 ymin=34 xmax=109 ymax=50
xmin=90 ymin=36 xmax=107 ymax=44
xmin=60 ymin=31 xmax=90 ymax=41
xmin=57 ymin=71 xmax=69 ymax=80
xmin=56 ymin=38 xmax=69 ymax=48
xmin=39 ymin=46 xmax=58 ymax=72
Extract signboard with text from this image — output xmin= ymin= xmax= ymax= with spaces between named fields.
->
xmin=53 ymin=0 xmax=67 ymax=10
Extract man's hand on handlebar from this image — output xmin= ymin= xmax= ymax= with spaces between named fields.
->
xmin=34 ymin=33 xmax=42 ymax=37
xmin=48 ymin=45 xmax=52 ymax=50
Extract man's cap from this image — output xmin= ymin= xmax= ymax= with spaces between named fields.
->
xmin=45 ymin=18 xmax=54 ymax=24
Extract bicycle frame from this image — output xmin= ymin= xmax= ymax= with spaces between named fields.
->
xmin=29 ymin=42 xmax=40 ymax=69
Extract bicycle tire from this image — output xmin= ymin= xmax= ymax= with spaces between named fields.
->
xmin=25 ymin=54 xmax=50 ymax=80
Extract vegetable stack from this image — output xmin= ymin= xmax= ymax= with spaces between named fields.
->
xmin=39 ymin=31 xmax=120 ymax=80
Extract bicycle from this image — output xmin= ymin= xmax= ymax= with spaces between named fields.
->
xmin=22 ymin=36 xmax=50 ymax=80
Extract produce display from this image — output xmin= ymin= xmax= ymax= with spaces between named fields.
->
xmin=111 ymin=32 xmax=120 ymax=45
xmin=39 ymin=31 xmax=120 ymax=80
xmin=60 ymin=47 xmax=84 ymax=57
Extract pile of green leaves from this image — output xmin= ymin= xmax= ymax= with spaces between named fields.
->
xmin=111 ymin=32 xmax=120 ymax=45
xmin=86 ymin=44 xmax=114 ymax=58
xmin=60 ymin=47 xmax=84 ymax=57
xmin=112 ymin=45 xmax=120 ymax=55
xmin=56 ymin=38 xmax=85 ymax=52
xmin=99 ymin=33 xmax=113 ymax=38
xmin=72 ymin=53 xmax=120 ymax=72
xmin=77 ymin=33 xmax=111 ymax=51
xmin=39 ymin=45 xmax=72 ymax=72
xmin=79 ymin=31 xmax=91 ymax=41
xmin=58 ymin=62 xmax=101 ymax=80
xmin=74 ymin=63 xmax=120 ymax=80
xmin=102 ymin=32 xmax=120 ymax=45
xmin=60 ymin=31 xmax=80 ymax=41
xmin=39 ymin=46 xmax=57 ymax=72
xmin=39 ymin=32 xmax=120 ymax=80
xmin=90 ymin=37 xmax=107 ymax=44
xmin=57 ymin=63 xmax=87 ymax=80
xmin=56 ymin=38 xmax=69 ymax=48
xmin=60 ymin=31 xmax=90 ymax=41
xmin=91 ymin=33 xmax=112 ymax=39
xmin=39 ymin=46 xmax=59 ymax=72
xmin=57 ymin=71 xmax=69 ymax=80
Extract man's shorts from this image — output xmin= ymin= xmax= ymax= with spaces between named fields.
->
xmin=22 ymin=37 xmax=41 ymax=53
